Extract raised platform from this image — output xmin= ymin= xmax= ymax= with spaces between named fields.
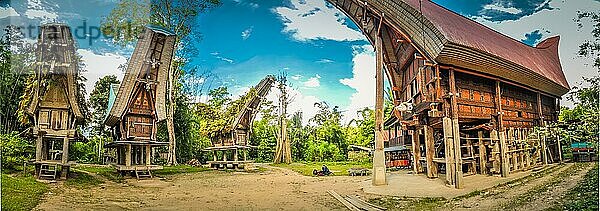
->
xmin=111 ymin=164 xmax=163 ymax=171
xmin=105 ymin=141 xmax=169 ymax=147
xmin=34 ymin=160 xmax=75 ymax=166
xmin=205 ymin=145 xmax=256 ymax=150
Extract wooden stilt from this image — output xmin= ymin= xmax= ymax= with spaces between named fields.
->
xmin=452 ymin=118 xmax=463 ymax=188
xmin=36 ymin=135 xmax=43 ymax=162
xmin=145 ymin=145 xmax=151 ymax=165
xmin=125 ymin=144 xmax=132 ymax=167
xmin=372 ymin=29 xmax=386 ymax=186
xmin=478 ymin=131 xmax=487 ymax=175
xmin=424 ymin=125 xmax=437 ymax=178
xmin=491 ymin=130 xmax=500 ymax=174
xmin=412 ymin=129 xmax=422 ymax=174
xmin=443 ymin=117 xmax=455 ymax=185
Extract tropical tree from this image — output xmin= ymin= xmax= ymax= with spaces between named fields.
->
xmin=89 ymin=75 xmax=120 ymax=136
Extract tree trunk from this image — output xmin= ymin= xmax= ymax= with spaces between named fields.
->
xmin=167 ymin=56 xmax=178 ymax=166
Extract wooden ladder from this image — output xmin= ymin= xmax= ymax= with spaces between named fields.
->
xmin=135 ymin=166 xmax=153 ymax=180
xmin=39 ymin=163 xmax=58 ymax=180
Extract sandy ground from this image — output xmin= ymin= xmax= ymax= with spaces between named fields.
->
xmin=34 ymin=163 xmax=593 ymax=210
xmin=35 ymin=165 xmax=370 ymax=210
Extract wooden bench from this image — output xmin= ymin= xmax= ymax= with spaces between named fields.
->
xmin=348 ymin=168 xmax=370 ymax=176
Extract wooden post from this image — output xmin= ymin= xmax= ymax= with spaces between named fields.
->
xmin=35 ymin=135 xmax=43 ymax=162
xmin=443 ymin=117 xmax=455 ymax=185
xmin=448 ymin=69 xmax=463 ymax=188
xmin=557 ymin=134 xmax=563 ymax=163
xmin=61 ymin=137 xmax=69 ymax=164
xmin=452 ymin=118 xmax=463 ymax=188
xmin=494 ymin=81 xmax=509 ymax=177
xmin=424 ymin=126 xmax=437 ymax=178
xmin=372 ymin=29 xmax=386 ymax=186
xmin=125 ymin=144 xmax=132 ymax=167
xmin=412 ymin=129 xmax=422 ymax=174
xmin=478 ymin=131 xmax=487 ymax=175
xmin=145 ymin=145 xmax=151 ymax=165
xmin=234 ymin=149 xmax=239 ymax=162
xmin=491 ymin=130 xmax=500 ymax=173
xmin=541 ymin=135 xmax=548 ymax=165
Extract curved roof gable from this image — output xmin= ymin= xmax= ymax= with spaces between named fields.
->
xmin=403 ymin=0 xmax=569 ymax=91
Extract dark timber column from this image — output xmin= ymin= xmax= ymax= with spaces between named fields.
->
xmin=424 ymin=125 xmax=437 ymax=178
xmin=372 ymin=29 xmax=386 ymax=185
xmin=443 ymin=117 xmax=455 ymax=185
xmin=449 ymin=69 xmax=463 ymax=188
xmin=537 ymin=92 xmax=548 ymax=165
xmin=478 ymin=131 xmax=488 ymax=175
xmin=496 ymin=81 xmax=509 ymax=177
xmin=35 ymin=135 xmax=43 ymax=162
xmin=412 ymin=129 xmax=422 ymax=173
xmin=61 ymin=136 xmax=69 ymax=164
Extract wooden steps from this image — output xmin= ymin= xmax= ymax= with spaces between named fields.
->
xmin=135 ymin=166 xmax=153 ymax=180
xmin=39 ymin=163 xmax=58 ymax=180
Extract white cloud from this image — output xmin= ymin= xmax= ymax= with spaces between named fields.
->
xmin=77 ymin=49 xmax=127 ymax=97
xmin=303 ymin=74 xmax=321 ymax=87
xmin=273 ymin=0 xmax=365 ymax=41
xmin=241 ymin=27 xmax=253 ymax=40
xmin=25 ymin=0 xmax=58 ymax=21
xmin=0 ymin=6 xmax=19 ymax=19
xmin=339 ymin=45 xmax=375 ymax=123
xmin=482 ymin=3 xmax=522 ymax=14
xmin=471 ymin=0 xmax=600 ymax=106
xmin=210 ymin=52 xmax=235 ymax=64
xmin=291 ymin=74 xmax=302 ymax=80
xmin=316 ymin=58 xmax=334 ymax=63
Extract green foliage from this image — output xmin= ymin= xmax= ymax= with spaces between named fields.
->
xmin=557 ymin=75 xmax=599 ymax=147
xmin=1 ymin=26 xmax=34 ymax=133
xmin=70 ymin=135 xmax=109 ymax=164
xmin=0 ymin=132 xmax=33 ymax=170
xmin=1 ymin=174 xmax=49 ymax=211
xmin=575 ymin=11 xmax=600 ymax=69
xmin=89 ymin=75 xmax=120 ymax=136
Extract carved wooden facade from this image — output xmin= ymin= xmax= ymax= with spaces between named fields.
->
xmin=23 ymin=23 xmax=86 ymax=180
xmin=104 ymin=25 xmax=176 ymax=173
xmin=326 ymin=0 xmax=569 ymax=188
xmin=206 ymin=76 xmax=275 ymax=169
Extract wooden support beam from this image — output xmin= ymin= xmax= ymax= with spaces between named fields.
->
xmin=145 ymin=145 xmax=151 ymax=165
xmin=424 ymin=125 xmax=437 ymax=178
xmin=495 ymin=81 xmax=509 ymax=177
xmin=61 ymin=136 xmax=69 ymax=165
xmin=448 ymin=68 xmax=463 ymax=188
xmin=125 ymin=144 xmax=132 ymax=167
xmin=412 ymin=129 xmax=422 ymax=174
xmin=478 ymin=131 xmax=487 ymax=175
xmin=35 ymin=135 xmax=42 ymax=162
xmin=372 ymin=30 xmax=387 ymax=186
xmin=443 ymin=117 xmax=455 ymax=185
xmin=491 ymin=130 xmax=500 ymax=174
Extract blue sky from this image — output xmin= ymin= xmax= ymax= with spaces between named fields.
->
xmin=1 ymin=0 xmax=599 ymax=123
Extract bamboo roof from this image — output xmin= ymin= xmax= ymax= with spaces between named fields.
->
xmin=24 ymin=23 xmax=85 ymax=121
xmin=104 ymin=25 xmax=176 ymax=126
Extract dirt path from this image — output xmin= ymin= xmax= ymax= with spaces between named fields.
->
xmin=445 ymin=163 xmax=594 ymax=210
xmin=34 ymin=165 xmax=370 ymax=210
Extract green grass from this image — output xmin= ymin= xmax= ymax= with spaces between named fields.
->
xmin=547 ymin=163 xmax=599 ymax=211
xmin=270 ymin=162 xmax=372 ymax=176
xmin=74 ymin=166 xmax=124 ymax=183
xmin=1 ymin=174 xmax=49 ymax=211
xmin=368 ymin=196 xmax=447 ymax=210
xmin=65 ymin=171 xmax=104 ymax=189
xmin=153 ymin=165 xmax=211 ymax=176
